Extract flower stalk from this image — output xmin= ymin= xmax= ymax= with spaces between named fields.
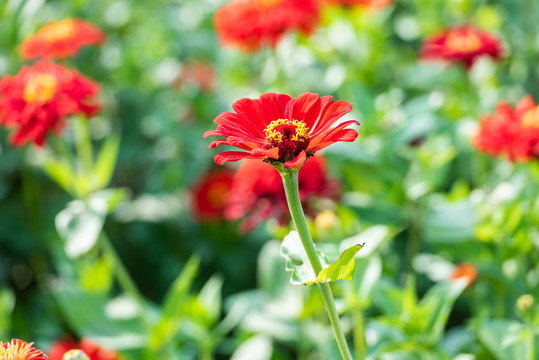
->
xmin=279 ymin=166 xmax=354 ymax=360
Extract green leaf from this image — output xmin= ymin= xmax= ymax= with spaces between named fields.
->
xmin=478 ymin=319 xmax=533 ymax=360
xmin=0 ymin=288 xmax=15 ymax=339
xmin=93 ymin=135 xmax=121 ymax=190
xmin=41 ymin=156 xmax=75 ymax=195
xmin=417 ymin=278 xmax=467 ymax=343
xmin=56 ymin=196 xmax=108 ymax=258
xmin=52 ymin=281 xmax=146 ymax=350
xmin=55 ymin=189 xmax=129 ymax=258
xmin=149 ymin=256 xmax=200 ymax=349
xmin=280 ymin=231 xmax=327 ymax=285
xmin=231 ymin=335 xmax=272 ymax=360
xmin=307 ymin=244 xmax=363 ymax=285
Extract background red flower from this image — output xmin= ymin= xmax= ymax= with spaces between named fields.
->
xmin=48 ymin=338 xmax=120 ymax=360
xmin=191 ymin=168 xmax=234 ymax=222
xmin=0 ymin=60 xmax=100 ymax=146
xmin=474 ymin=95 xmax=539 ymax=162
xmin=20 ymin=18 xmax=106 ymax=60
xmin=420 ymin=26 xmax=503 ymax=69
xmin=214 ymin=0 xmax=320 ymax=52
xmin=225 ymin=154 xmax=339 ymax=232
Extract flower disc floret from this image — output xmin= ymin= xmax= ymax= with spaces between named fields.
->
xmin=204 ymin=92 xmax=359 ymax=169
xmin=24 ymin=73 xmax=58 ymax=103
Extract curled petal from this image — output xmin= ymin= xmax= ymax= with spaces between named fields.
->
xmin=214 ymin=151 xmax=252 ymax=165
xmin=284 ymin=150 xmax=307 ymax=168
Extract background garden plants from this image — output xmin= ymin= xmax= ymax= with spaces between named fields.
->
xmin=0 ymin=0 xmax=538 ymax=359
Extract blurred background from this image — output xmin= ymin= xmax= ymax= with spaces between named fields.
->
xmin=0 ymin=0 xmax=538 ymax=359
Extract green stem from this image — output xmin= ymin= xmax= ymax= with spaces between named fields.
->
xmin=280 ymin=168 xmax=354 ymax=360
xmin=100 ymin=232 xmax=151 ymax=329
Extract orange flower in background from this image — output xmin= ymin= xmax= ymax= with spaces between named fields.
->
xmin=214 ymin=0 xmax=320 ymax=52
xmin=420 ymin=26 xmax=503 ymax=69
xmin=0 ymin=339 xmax=48 ymax=360
xmin=0 ymin=60 xmax=100 ymax=146
xmin=20 ymin=18 xmax=106 ymax=60
xmin=49 ymin=338 xmax=119 ymax=360
xmin=204 ymin=92 xmax=359 ymax=169
xmin=474 ymin=95 xmax=539 ymax=162
xmin=191 ymin=168 xmax=234 ymax=222
xmin=322 ymin=0 xmax=392 ymax=9
xmin=225 ymin=155 xmax=339 ymax=231
xmin=451 ymin=263 xmax=478 ymax=288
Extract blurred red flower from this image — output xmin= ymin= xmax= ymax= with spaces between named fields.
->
xmin=0 ymin=60 xmax=100 ymax=146
xmin=49 ymin=338 xmax=119 ymax=360
xmin=451 ymin=263 xmax=478 ymax=288
xmin=20 ymin=18 xmax=106 ymax=60
xmin=214 ymin=0 xmax=320 ymax=52
xmin=0 ymin=339 xmax=47 ymax=360
xmin=204 ymin=92 xmax=358 ymax=169
xmin=225 ymin=154 xmax=339 ymax=231
xmin=474 ymin=95 xmax=539 ymax=162
xmin=173 ymin=60 xmax=216 ymax=93
xmin=191 ymin=168 xmax=234 ymax=222
xmin=420 ymin=26 xmax=503 ymax=69
xmin=322 ymin=0 xmax=392 ymax=9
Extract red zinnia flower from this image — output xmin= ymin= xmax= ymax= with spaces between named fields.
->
xmin=420 ymin=26 xmax=503 ymax=69
xmin=48 ymin=338 xmax=119 ymax=360
xmin=322 ymin=0 xmax=392 ymax=9
xmin=191 ymin=168 xmax=234 ymax=222
xmin=20 ymin=18 xmax=106 ymax=60
xmin=214 ymin=0 xmax=320 ymax=52
xmin=225 ymin=154 xmax=339 ymax=231
xmin=203 ymin=92 xmax=359 ymax=169
xmin=451 ymin=263 xmax=478 ymax=288
xmin=0 ymin=60 xmax=100 ymax=146
xmin=474 ymin=95 xmax=539 ymax=162
xmin=0 ymin=339 xmax=48 ymax=360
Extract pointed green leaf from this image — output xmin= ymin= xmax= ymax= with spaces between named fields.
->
xmin=93 ymin=135 xmax=121 ymax=190
xmin=307 ymin=244 xmax=363 ymax=285
xmin=41 ymin=156 xmax=75 ymax=195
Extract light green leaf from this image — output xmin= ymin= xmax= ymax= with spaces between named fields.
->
xmin=41 ymin=157 xmax=75 ymax=195
xmin=56 ymin=196 xmax=108 ymax=258
xmin=231 ymin=335 xmax=272 ymax=360
xmin=55 ymin=189 xmax=129 ymax=258
xmin=149 ymin=256 xmax=199 ymax=349
xmin=478 ymin=319 xmax=532 ymax=360
xmin=280 ymin=231 xmax=327 ymax=285
xmin=307 ymin=244 xmax=363 ymax=285
xmin=93 ymin=135 xmax=121 ymax=190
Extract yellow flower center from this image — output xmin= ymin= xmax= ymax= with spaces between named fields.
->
xmin=207 ymin=182 xmax=229 ymax=207
xmin=40 ymin=19 xmax=75 ymax=42
xmin=445 ymin=31 xmax=482 ymax=53
xmin=23 ymin=73 xmax=58 ymax=103
xmin=522 ymin=106 xmax=539 ymax=128
xmin=264 ymin=119 xmax=310 ymax=145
